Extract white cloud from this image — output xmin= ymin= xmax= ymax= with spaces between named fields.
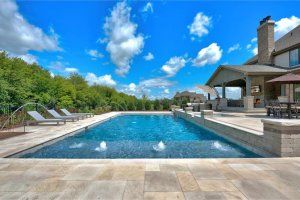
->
xmin=49 ymin=71 xmax=55 ymax=78
xmin=188 ymin=12 xmax=211 ymax=39
xmin=252 ymin=47 xmax=258 ymax=55
xmin=85 ymin=73 xmax=116 ymax=87
xmin=144 ymin=52 xmax=154 ymax=61
xmin=121 ymin=77 xmax=174 ymax=98
xmin=104 ymin=1 xmax=144 ymax=76
xmin=246 ymin=37 xmax=257 ymax=55
xmin=163 ymin=89 xmax=170 ymax=94
xmin=86 ymin=49 xmax=104 ymax=60
xmin=227 ymin=43 xmax=240 ymax=53
xmin=275 ymin=16 xmax=300 ymax=39
xmin=139 ymin=78 xmax=173 ymax=88
xmin=142 ymin=2 xmax=153 ymax=13
xmin=64 ymin=67 xmax=78 ymax=73
xmin=161 ymin=56 xmax=186 ymax=77
xmin=48 ymin=61 xmax=79 ymax=75
xmin=0 ymin=0 xmax=60 ymax=56
xmin=48 ymin=61 xmax=67 ymax=71
xmin=251 ymin=37 xmax=257 ymax=43
xmin=192 ymin=43 xmax=222 ymax=67
xmin=226 ymin=87 xmax=241 ymax=100
xmin=128 ymin=83 xmax=137 ymax=92
xmin=12 ymin=53 xmax=37 ymax=64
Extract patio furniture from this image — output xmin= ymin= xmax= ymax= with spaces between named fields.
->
xmin=47 ymin=109 xmax=80 ymax=122
xmin=27 ymin=111 xmax=66 ymax=125
xmin=61 ymin=108 xmax=94 ymax=118
xmin=267 ymin=73 xmax=300 ymax=119
xmin=278 ymin=102 xmax=296 ymax=119
xmin=265 ymin=100 xmax=273 ymax=116
xmin=185 ymin=107 xmax=193 ymax=113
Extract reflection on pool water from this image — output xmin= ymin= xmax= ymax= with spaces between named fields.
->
xmin=20 ymin=115 xmax=261 ymax=158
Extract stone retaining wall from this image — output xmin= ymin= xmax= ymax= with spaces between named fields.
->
xmin=174 ymin=110 xmax=300 ymax=157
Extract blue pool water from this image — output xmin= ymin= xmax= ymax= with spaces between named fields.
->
xmin=19 ymin=115 xmax=261 ymax=158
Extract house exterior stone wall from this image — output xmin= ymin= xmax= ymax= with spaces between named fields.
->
xmin=257 ymin=20 xmax=275 ymax=65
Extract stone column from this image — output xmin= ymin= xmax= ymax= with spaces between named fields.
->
xmin=243 ymin=96 xmax=254 ymax=110
xmin=222 ymin=83 xmax=226 ymax=98
xmin=244 ymin=76 xmax=254 ymax=110
xmin=246 ymin=76 xmax=252 ymax=96
xmin=262 ymin=119 xmax=300 ymax=157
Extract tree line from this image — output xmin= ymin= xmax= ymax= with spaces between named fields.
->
xmin=0 ymin=52 xmax=173 ymax=114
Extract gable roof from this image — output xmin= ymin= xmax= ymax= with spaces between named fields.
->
xmin=174 ymin=91 xmax=205 ymax=98
xmin=206 ymin=65 xmax=288 ymax=85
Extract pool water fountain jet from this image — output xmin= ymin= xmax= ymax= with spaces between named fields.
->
xmin=153 ymin=141 xmax=166 ymax=152
xmin=95 ymin=141 xmax=107 ymax=152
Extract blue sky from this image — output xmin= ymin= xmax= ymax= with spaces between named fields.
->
xmin=1 ymin=0 xmax=300 ymax=99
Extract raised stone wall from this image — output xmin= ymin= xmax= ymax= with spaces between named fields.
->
xmin=174 ymin=110 xmax=300 ymax=157
xmin=262 ymin=119 xmax=300 ymax=157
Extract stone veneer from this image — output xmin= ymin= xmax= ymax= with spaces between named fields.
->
xmin=257 ymin=20 xmax=275 ymax=65
xmin=262 ymin=119 xmax=300 ymax=157
xmin=174 ymin=110 xmax=300 ymax=157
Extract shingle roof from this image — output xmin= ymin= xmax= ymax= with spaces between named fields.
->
xmin=174 ymin=91 xmax=205 ymax=98
xmin=224 ymin=65 xmax=288 ymax=74
xmin=206 ymin=65 xmax=288 ymax=85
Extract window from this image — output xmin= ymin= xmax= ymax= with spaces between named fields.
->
xmin=294 ymin=84 xmax=300 ymax=101
xmin=281 ymin=84 xmax=286 ymax=96
xmin=289 ymin=48 xmax=300 ymax=67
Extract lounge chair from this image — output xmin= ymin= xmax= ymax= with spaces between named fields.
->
xmin=61 ymin=108 xmax=94 ymax=118
xmin=47 ymin=109 xmax=80 ymax=122
xmin=27 ymin=111 xmax=66 ymax=125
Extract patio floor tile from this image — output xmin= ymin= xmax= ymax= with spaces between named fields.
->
xmin=123 ymin=181 xmax=144 ymax=200
xmin=232 ymin=179 xmax=289 ymax=200
xmin=81 ymin=180 xmax=126 ymax=200
xmin=197 ymin=180 xmax=238 ymax=192
xmin=144 ymin=171 xmax=181 ymax=192
xmin=144 ymin=192 xmax=185 ymax=200
xmin=176 ymin=171 xmax=200 ymax=192
xmin=61 ymin=165 xmax=102 ymax=181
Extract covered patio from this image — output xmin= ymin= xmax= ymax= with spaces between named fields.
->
xmin=205 ymin=65 xmax=287 ymax=112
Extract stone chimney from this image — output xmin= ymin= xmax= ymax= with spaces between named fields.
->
xmin=257 ymin=16 xmax=275 ymax=65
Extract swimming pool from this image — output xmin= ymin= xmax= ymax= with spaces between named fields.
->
xmin=19 ymin=115 xmax=261 ymax=158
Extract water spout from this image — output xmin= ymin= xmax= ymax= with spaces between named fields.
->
xmin=153 ymin=141 xmax=166 ymax=152
xmin=95 ymin=141 xmax=107 ymax=152
xmin=69 ymin=142 xmax=85 ymax=149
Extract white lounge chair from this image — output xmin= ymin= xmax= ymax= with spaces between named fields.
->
xmin=61 ymin=108 xmax=94 ymax=118
xmin=47 ymin=109 xmax=80 ymax=122
xmin=27 ymin=111 xmax=66 ymax=125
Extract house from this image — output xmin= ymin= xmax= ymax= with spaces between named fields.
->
xmin=174 ymin=91 xmax=206 ymax=103
xmin=206 ymin=16 xmax=300 ymax=111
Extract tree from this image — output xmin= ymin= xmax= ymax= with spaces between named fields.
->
xmin=0 ymin=52 xmax=172 ymax=114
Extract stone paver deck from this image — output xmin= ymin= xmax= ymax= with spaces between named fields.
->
xmin=0 ymin=158 xmax=300 ymax=199
xmin=0 ymin=112 xmax=121 ymax=157
xmin=210 ymin=112 xmax=269 ymax=133
xmin=1 ymin=111 xmax=300 ymax=199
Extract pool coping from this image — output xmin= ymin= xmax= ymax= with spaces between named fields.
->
xmin=1 ymin=111 xmax=172 ymax=158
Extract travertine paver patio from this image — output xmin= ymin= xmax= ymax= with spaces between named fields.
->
xmin=0 ymin=158 xmax=300 ymax=199
xmin=210 ymin=112 xmax=267 ymax=133
xmin=1 ymin=111 xmax=300 ymax=199
xmin=0 ymin=112 xmax=121 ymax=157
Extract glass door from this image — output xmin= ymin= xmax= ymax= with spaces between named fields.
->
xmin=294 ymin=84 xmax=300 ymax=101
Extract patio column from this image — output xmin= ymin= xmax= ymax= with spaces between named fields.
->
xmin=222 ymin=83 xmax=226 ymax=98
xmin=244 ymin=76 xmax=254 ymax=110
xmin=246 ymin=76 xmax=252 ymax=96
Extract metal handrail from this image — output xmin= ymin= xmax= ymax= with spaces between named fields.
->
xmin=0 ymin=102 xmax=49 ymax=133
